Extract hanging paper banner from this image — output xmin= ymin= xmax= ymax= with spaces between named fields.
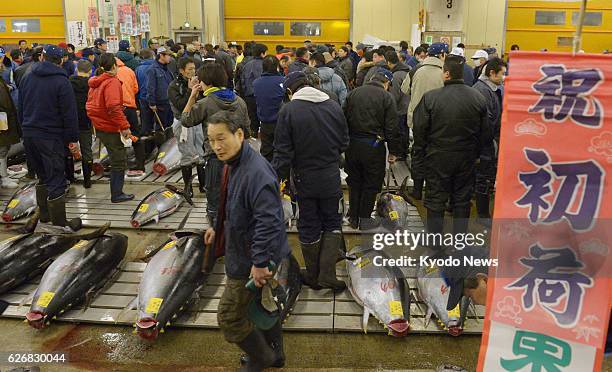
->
xmin=117 ymin=4 xmax=126 ymax=23
xmin=106 ymin=36 xmax=119 ymax=53
xmin=87 ymin=7 xmax=99 ymax=28
xmin=477 ymin=51 xmax=612 ymax=371
xmin=139 ymin=4 xmax=151 ymax=32
xmin=109 ymin=23 xmax=116 ymax=36
xmin=67 ymin=21 xmax=87 ymax=48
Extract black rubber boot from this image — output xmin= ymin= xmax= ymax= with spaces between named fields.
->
xmin=475 ymin=193 xmax=492 ymax=228
xmin=410 ymin=178 xmax=424 ymax=200
xmin=240 ymin=320 xmax=285 ymax=368
xmin=196 ymin=164 xmax=206 ymax=193
xmin=452 ymin=206 xmax=471 ymax=236
xmin=48 ymin=194 xmax=82 ymax=231
xmin=133 ymin=141 xmax=146 ymax=171
xmin=35 ymin=185 xmax=50 ymax=223
xmin=317 ymin=232 xmax=346 ymax=291
xmin=110 ymin=170 xmax=135 ymax=203
xmin=237 ymin=329 xmax=276 ymax=372
xmin=82 ymin=161 xmax=93 ymax=189
xmin=181 ymin=166 xmax=193 ymax=199
xmin=300 ymin=240 xmax=322 ymax=290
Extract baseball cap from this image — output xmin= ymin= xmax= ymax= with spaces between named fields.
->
xmin=428 ymin=42 xmax=449 ymax=56
xmin=356 ymin=43 xmax=366 ymax=51
xmin=81 ymin=47 xmax=95 ymax=58
xmin=374 ymin=68 xmax=394 ymax=83
xmin=119 ymin=40 xmax=130 ymax=51
xmin=471 ymin=50 xmax=488 ymax=59
xmin=450 ymin=47 xmax=465 ymax=57
xmin=442 ymin=246 xmax=490 ymax=311
xmin=94 ymin=38 xmax=107 ymax=46
xmin=157 ymin=46 xmax=172 ymax=55
xmin=284 ymin=71 xmax=308 ymax=92
xmin=43 ymin=44 xmax=65 ymax=59
xmin=484 ymin=47 xmax=497 ymax=55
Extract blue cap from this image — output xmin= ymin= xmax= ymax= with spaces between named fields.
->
xmin=119 ymin=40 xmax=130 ymax=51
xmin=283 ymin=71 xmax=308 ymax=92
xmin=81 ymin=47 xmax=95 ymax=58
xmin=43 ymin=44 xmax=65 ymax=59
xmin=94 ymin=38 xmax=107 ymax=46
xmin=374 ymin=68 xmax=394 ymax=83
xmin=484 ymin=47 xmax=497 ymax=55
xmin=428 ymin=42 xmax=449 ymax=56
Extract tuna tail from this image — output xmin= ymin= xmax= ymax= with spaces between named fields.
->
xmin=424 ymin=306 xmax=434 ymax=328
xmin=117 ymin=296 xmax=138 ymax=322
xmin=10 ymin=210 xmax=40 ymax=234
xmin=72 ymin=222 xmax=111 ymax=240
xmin=362 ymin=308 xmax=370 ymax=334
xmin=164 ymin=184 xmax=193 ymax=206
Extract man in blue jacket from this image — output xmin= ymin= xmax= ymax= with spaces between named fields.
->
xmin=204 ymin=110 xmax=290 ymax=371
xmin=145 ymin=47 xmax=174 ymax=134
xmin=136 ymin=48 xmax=155 ymax=137
xmin=273 ymin=72 xmax=349 ymax=291
xmin=253 ymin=55 xmax=285 ymax=162
xmin=240 ymin=43 xmax=267 ymax=136
xmin=18 ymin=45 xmax=81 ymax=230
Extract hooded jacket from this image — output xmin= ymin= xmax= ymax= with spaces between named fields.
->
xmin=69 ymin=75 xmax=92 ymax=131
xmin=145 ymin=59 xmax=174 ymax=105
xmin=253 ymin=72 xmax=285 ymax=123
xmin=355 ymin=61 xmax=374 ymax=87
xmin=473 ymin=75 xmax=503 ymax=144
xmin=317 ymin=66 xmax=347 ymax=107
xmin=86 ymin=73 xmax=130 ymax=133
xmin=389 ymin=62 xmax=412 ymax=115
xmin=402 ymin=56 xmax=444 ymax=128
xmin=273 ymin=86 xmax=349 ymax=197
xmin=18 ymin=61 xmax=78 ymax=142
xmin=287 ymin=58 xmax=308 ymax=74
xmin=135 ymin=59 xmax=154 ymax=101
xmin=181 ymin=88 xmax=250 ymax=136
xmin=116 ymin=50 xmax=140 ymax=71
xmin=240 ymin=57 xmax=264 ymax=97
xmin=116 ymin=58 xmax=138 ymax=109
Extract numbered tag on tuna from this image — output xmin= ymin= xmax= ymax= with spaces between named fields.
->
xmin=7 ymin=199 xmax=19 ymax=208
xmin=357 ymin=257 xmax=371 ymax=268
xmin=138 ymin=204 xmax=149 ymax=213
xmin=161 ymin=240 xmax=176 ymax=251
xmin=391 ymin=195 xmax=403 ymax=201
xmin=157 ymin=152 xmax=166 ymax=159
xmin=389 ymin=300 xmax=403 ymax=317
xmin=283 ymin=194 xmax=291 ymax=201
xmin=425 ymin=265 xmax=438 ymax=275
xmin=161 ymin=191 xmax=174 ymax=199
xmin=72 ymin=240 xmax=88 ymax=249
xmin=145 ymin=297 xmax=163 ymax=314
xmin=389 ymin=211 xmax=399 ymax=221
xmin=37 ymin=291 xmax=55 ymax=308
xmin=447 ymin=303 xmax=460 ymax=318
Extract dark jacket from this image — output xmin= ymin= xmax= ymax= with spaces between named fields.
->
xmin=135 ymin=59 xmax=154 ymax=101
xmin=412 ymin=80 xmax=491 ymax=162
xmin=355 ymin=61 xmax=375 ymax=87
xmin=145 ymin=60 xmax=174 ymax=105
xmin=389 ymin=62 xmax=412 ymax=115
xmin=14 ymin=61 xmax=36 ymax=88
xmin=0 ymin=80 xmax=20 ymax=147
xmin=363 ymin=61 xmax=390 ymax=85
xmin=240 ymin=57 xmax=264 ymax=97
xmin=69 ymin=75 xmax=91 ymax=130
xmin=62 ymin=60 xmax=75 ymax=77
xmin=117 ymin=51 xmax=140 ymax=71
xmin=274 ymin=87 xmax=349 ymax=198
xmin=344 ymin=80 xmax=402 ymax=156
xmin=18 ymin=61 xmax=78 ymax=142
xmin=253 ymin=72 xmax=285 ymax=123
xmin=406 ymin=56 xmax=420 ymax=70
xmin=473 ymin=76 xmax=503 ymax=146
xmin=349 ymin=50 xmax=360 ymax=71
xmin=168 ymin=74 xmax=191 ymax=120
xmin=338 ymin=56 xmax=355 ymax=82
xmin=234 ymin=55 xmax=253 ymax=96
xmin=215 ymin=49 xmax=235 ymax=89
xmin=221 ymin=143 xmax=291 ymax=278
xmin=287 ymin=58 xmax=309 ymax=74
xmin=463 ymin=62 xmax=475 ymax=87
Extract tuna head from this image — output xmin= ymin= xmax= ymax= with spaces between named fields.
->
xmin=153 ymin=137 xmax=181 ymax=176
xmin=131 ymin=187 xmax=185 ymax=228
xmin=376 ymin=192 xmax=411 ymax=231
xmin=272 ymin=254 xmax=302 ymax=322
xmin=2 ymin=182 xmax=37 ymax=222
xmin=26 ymin=232 xmax=127 ymax=329
xmin=136 ymin=232 xmax=206 ymax=340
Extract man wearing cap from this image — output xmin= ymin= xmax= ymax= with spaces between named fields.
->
xmin=443 ymin=246 xmax=491 ymax=313
xmin=93 ymin=38 xmax=107 ymax=56
xmin=412 ymin=56 xmax=490 ymax=242
xmin=145 ymin=46 xmax=174 ymax=135
xmin=401 ymin=42 xmax=448 ymax=201
xmin=344 ymin=69 xmax=401 ymax=230
xmin=273 ymin=71 xmax=349 ymax=291
xmin=79 ymin=48 xmax=97 ymax=76
xmin=471 ymin=50 xmax=488 ymax=85
xmin=450 ymin=47 xmax=474 ymax=86
xmin=117 ymin=40 xmax=140 ymax=71
xmin=18 ymin=45 xmax=81 ymax=230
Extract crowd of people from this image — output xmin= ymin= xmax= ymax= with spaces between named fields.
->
xmin=0 ymin=36 xmax=510 ymax=370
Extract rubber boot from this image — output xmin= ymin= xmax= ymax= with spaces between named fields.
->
xmin=317 ymin=232 xmax=346 ymax=291
xmin=475 ymin=193 xmax=492 ymax=228
xmin=110 ymin=170 xmax=135 ymax=203
xmin=82 ymin=161 xmax=93 ymax=189
xmin=133 ymin=141 xmax=146 ymax=171
xmin=0 ymin=158 xmax=18 ymax=188
xmin=237 ymin=329 xmax=276 ymax=372
xmin=181 ymin=166 xmax=194 ymax=199
xmin=35 ymin=185 xmax=50 ymax=223
xmin=240 ymin=320 xmax=285 ymax=367
xmin=410 ymin=178 xmax=424 ymax=200
xmin=452 ymin=206 xmax=471 ymax=236
xmin=48 ymin=194 xmax=82 ymax=231
xmin=300 ymin=240 xmax=322 ymax=290
xmin=196 ymin=164 xmax=206 ymax=193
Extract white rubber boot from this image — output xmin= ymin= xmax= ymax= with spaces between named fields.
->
xmin=0 ymin=158 xmax=18 ymax=189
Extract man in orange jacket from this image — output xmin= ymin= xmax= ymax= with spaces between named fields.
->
xmin=115 ymin=57 xmax=146 ymax=175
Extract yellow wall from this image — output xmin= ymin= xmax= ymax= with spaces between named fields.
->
xmin=0 ymin=0 xmax=66 ymax=46
xmin=506 ymin=0 xmax=612 ymax=52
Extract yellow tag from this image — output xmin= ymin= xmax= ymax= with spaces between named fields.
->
xmin=138 ymin=204 xmax=149 ymax=213
xmin=162 ymin=191 xmax=174 ymax=198
xmin=145 ymin=297 xmax=163 ymax=314
xmin=425 ymin=265 xmax=438 ymax=274
xmin=447 ymin=304 xmax=460 ymax=318
xmin=7 ymin=199 xmax=19 ymax=208
xmin=389 ymin=300 xmax=403 ymax=317
xmin=161 ymin=240 xmax=176 ymax=251
xmin=37 ymin=291 xmax=55 ymax=308
xmin=280 ymin=180 xmax=286 ymax=193
xmin=283 ymin=194 xmax=291 ymax=201
xmin=158 ymin=152 xmax=166 ymax=159
xmin=72 ymin=240 xmax=88 ymax=249
xmin=391 ymin=195 xmax=403 ymax=201
xmin=389 ymin=211 xmax=399 ymax=221
xmin=100 ymin=152 xmax=107 ymax=160
xmin=357 ymin=257 xmax=371 ymax=268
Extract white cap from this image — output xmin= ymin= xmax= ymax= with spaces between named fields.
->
xmin=451 ymin=47 xmax=464 ymax=57
xmin=471 ymin=50 xmax=488 ymax=59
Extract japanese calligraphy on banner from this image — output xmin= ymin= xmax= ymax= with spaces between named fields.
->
xmin=478 ymin=52 xmax=612 ymax=371
xmin=106 ymin=36 xmax=118 ymax=53
xmin=87 ymin=7 xmax=99 ymax=28
xmin=139 ymin=4 xmax=151 ymax=32
xmin=67 ymin=21 xmax=87 ymax=48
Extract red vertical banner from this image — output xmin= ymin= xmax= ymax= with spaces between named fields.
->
xmin=478 ymin=52 xmax=612 ymax=371
xmin=87 ymin=7 xmax=99 ymax=29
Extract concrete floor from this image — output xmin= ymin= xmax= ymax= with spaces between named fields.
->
xmin=0 ymin=183 xmax=610 ymax=371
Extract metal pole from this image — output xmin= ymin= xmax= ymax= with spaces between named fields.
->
xmin=573 ymin=0 xmax=588 ymax=54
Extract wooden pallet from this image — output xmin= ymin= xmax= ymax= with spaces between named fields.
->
xmin=0 ymin=261 xmax=483 ymax=334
